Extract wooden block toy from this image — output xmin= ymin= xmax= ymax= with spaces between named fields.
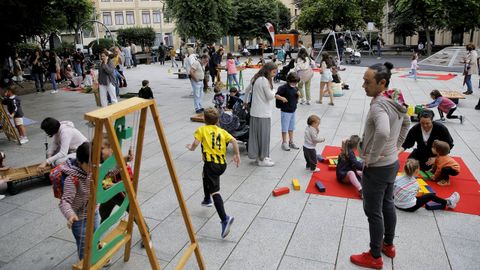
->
xmin=417 ymin=178 xmax=428 ymax=186
xmin=425 ymin=201 xmax=444 ymax=210
xmin=419 ymin=170 xmax=433 ymax=180
xmin=272 ymin=187 xmax=290 ymax=196
xmin=417 ymin=185 xmax=430 ymax=197
xmin=292 ymin=178 xmax=300 ymax=191
xmin=328 ymin=159 xmax=336 ymax=169
xmin=315 ymin=181 xmax=326 ymax=192
xmin=425 ymin=185 xmax=436 ymax=195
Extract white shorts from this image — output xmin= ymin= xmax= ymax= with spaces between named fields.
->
xmin=14 ymin=118 xmax=23 ymax=126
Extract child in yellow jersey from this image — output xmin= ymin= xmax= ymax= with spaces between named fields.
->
xmin=186 ymin=107 xmax=240 ymax=238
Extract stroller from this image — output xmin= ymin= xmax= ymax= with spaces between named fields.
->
xmin=344 ymin=47 xmax=361 ymax=64
xmin=219 ymin=99 xmax=249 ymax=149
xmin=274 ymin=59 xmax=295 ymax=82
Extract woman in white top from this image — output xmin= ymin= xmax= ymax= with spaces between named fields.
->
xmin=318 ymin=52 xmax=335 ymax=105
xmin=245 ymin=62 xmax=277 ymax=167
xmin=293 ymin=48 xmax=313 ymax=104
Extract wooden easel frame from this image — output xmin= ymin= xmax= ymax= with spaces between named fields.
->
xmin=76 ymin=97 xmax=205 ymax=270
xmin=0 ymin=104 xmax=20 ymax=144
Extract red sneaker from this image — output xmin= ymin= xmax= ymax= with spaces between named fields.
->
xmin=350 ymin=251 xmax=383 ymax=269
xmin=382 ymin=243 xmax=396 ymax=258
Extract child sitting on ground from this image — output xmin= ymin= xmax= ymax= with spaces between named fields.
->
xmin=394 ymin=159 xmax=460 ymax=212
xmin=138 ymin=80 xmax=154 ymax=99
xmin=336 ymin=135 xmax=363 ymax=196
xmin=2 ymin=87 xmax=28 ymax=144
xmin=186 ymin=107 xmax=240 ymax=238
xmin=227 ymin=87 xmax=242 ymax=110
xmin=213 ymin=85 xmax=226 ymax=111
xmin=59 ymin=142 xmax=100 ymax=260
xmin=303 ymin=115 xmax=326 ymax=172
xmin=276 ymin=72 xmax=301 ymax=151
xmin=424 ymin=90 xmax=463 ymax=124
xmin=431 ymin=140 xmax=460 ymax=186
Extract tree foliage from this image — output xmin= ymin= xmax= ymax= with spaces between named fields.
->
xmin=443 ymin=0 xmax=480 ymax=42
xmin=88 ymin=38 xmax=115 ymax=56
xmin=165 ymin=0 xmax=233 ymax=44
xmin=297 ymin=0 xmax=385 ymax=34
xmin=117 ymin=27 xmax=156 ymax=48
xmin=59 ymin=0 xmax=95 ymax=44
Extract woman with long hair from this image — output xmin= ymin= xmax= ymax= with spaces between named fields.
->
xmin=30 ymin=48 xmax=45 ymax=93
xmin=293 ymin=48 xmax=314 ymax=105
xmin=97 ymin=50 xmax=118 ymax=107
xmin=245 ymin=62 xmax=278 ymax=167
xmin=318 ymin=52 xmax=334 ymax=105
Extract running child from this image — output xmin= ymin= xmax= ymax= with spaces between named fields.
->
xmin=2 ymin=87 xmax=28 ymax=144
xmin=410 ymin=53 xmax=418 ymax=81
xmin=424 ymin=90 xmax=463 ymax=123
xmin=303 ymin=115 xmax=326 ymax=172
xmin=276 ymin=72 xmax=301 ymax=151
xmin=431 ymin=140 xmax=460 ymax=186
xmin=336 ymin=135 xmax=363 ymax=196
xmin=394 ymin=159 xmax=460 ymax=212
xmin=186 ymin=107 xmax=240 ymax=238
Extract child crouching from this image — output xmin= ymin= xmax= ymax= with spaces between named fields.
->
xmin=394 ymin=159 xmax=460 ymax=212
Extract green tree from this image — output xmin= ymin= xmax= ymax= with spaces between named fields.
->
xmin=58 ymin=0 xmax=95 ymax=44
xmin=444 ymin=0 xmax=480 ymax=43
xmin=389 ymin=0 xmax=447 ymax=55
xmin=230 ymin=0 xmax=291 ymax=46
xmin=117 ymin=27 xmax=156 ymax=48
xmin=165 ymin=0 xmax=232 ymax=44
xmin=88 ymin=38 xmax=115 ymax=56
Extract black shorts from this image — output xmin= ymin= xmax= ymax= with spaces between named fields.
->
xmin=203 ymin=162 xmax=227 ymax=194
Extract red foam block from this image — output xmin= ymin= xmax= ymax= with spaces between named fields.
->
xmin=272 ymin=187 xmax=290 ymax=197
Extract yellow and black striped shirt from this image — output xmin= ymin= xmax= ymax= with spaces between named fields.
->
xmin=194 ymin=125 xmax=233 ymax=164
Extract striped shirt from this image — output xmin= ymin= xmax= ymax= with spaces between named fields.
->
xmin=393 ymin=175 xmax=419 ymax=209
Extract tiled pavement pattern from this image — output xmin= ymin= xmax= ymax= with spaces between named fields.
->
xmin=0 ymin=62 xmax=479 ymax=270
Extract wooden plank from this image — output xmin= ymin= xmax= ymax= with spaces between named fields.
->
xmin=176 ymin=243 xmax=197 ymax=270
xmin=190 ymin=113 xmax=204 ymax=123
xmin=0 ymin=164 xmax=50 ymax=182
xmin=84 ymin=98 xmax=154 ymax=121
xmin=0 ymin=104 xmax=21 ymax=144
xmin=439 ymin=90 xmax=465 ymax=99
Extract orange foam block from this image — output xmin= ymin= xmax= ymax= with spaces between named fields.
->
xmin=272 ymin=187 xmax=290 ymax=196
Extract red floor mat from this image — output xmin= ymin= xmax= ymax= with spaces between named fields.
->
xmin=306 ymin=146 xmax=480 ymax=215
xmin=398 ymin=73 xmax=457 ymax=80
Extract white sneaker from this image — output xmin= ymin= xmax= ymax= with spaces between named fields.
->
xmin=446 ymin=192 xmax=460 ymax=209
xmin=311 ymin=168 xmax=321 ymax=173
xmin=20 ymin=137 xmax=29 ymax=144
xmin=0 ymin=194 xmax=5 ymax=200
xmin=258 ymin=158 xmax=275 ymax=167
xmin=300 ymin=99 xmax=305 ymax=105
xmin=51 ymin=90 xmax=57 ymax=94
xmin=306 ymin=101 xmax=311 ymax=105
xmin=281 ymin=142 xmax=290 ymax=151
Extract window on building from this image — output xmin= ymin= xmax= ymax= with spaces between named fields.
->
xmin=126 ymin=11 xmax=135 ymax=25
xmin=103 ymin=12 xmax=112 ymax=26
xmin=393 ymin=34 xmax=406 ymax=45
xmin=152 ymin=11 xmax=161 ymax=23
xmin=451 ymin=30 xmax=464 ymax=45
xmin=142 ymin=11 xmax=151 ymax=24
xmin=113 ymin=0 xmax=122 ymax=2
xmin=125 ymin=0 xmax=132 ymax=1
xmin=101 ymin=0 xmax=110 ymax=2
xmin=115 ymin=12 xmax=124 ymax=25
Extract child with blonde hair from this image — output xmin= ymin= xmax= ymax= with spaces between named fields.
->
xmin=303 ymin=115 xmax=325 ymax=172
xmin=394 ymin=159 xmax=460 ymax=212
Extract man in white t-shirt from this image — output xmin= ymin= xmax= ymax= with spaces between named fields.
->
xmin=190 ymin=55 xmax=209 ymax=113
xmin=130 ymin=42 xmax=137 ymax=67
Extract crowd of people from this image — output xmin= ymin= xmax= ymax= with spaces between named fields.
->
xmin=1 ymin=39 xmax=477 ymax=269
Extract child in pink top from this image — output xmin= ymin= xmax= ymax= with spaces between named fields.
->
xmin=226 ymin=53 xmax=240 ymax=89
xmin=424 ymin=90 xmax=463 ymax=124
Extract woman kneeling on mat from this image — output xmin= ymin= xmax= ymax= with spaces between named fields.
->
xmin=394 ymin=159 xmax=460 ymax=212
xmin=336 ymin=135 xmax=363 ymax=197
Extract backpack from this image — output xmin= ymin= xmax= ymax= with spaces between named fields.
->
xmin=50 ymin=161 xmax=78 ymax=199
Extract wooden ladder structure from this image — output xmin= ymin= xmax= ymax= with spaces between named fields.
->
xmin=75 ymin=97 xmax=205 ymax=270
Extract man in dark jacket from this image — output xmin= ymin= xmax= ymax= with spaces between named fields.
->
xmin=398 ymin=110 xmax=454 ymax=171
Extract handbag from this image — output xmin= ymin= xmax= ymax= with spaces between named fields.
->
xmin=297 ymin=68 xmax=314 ymax=82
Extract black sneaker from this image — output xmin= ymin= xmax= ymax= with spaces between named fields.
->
xmin=201 ymin=198 xmax=213 ymax=207
xmin=475 ymin=105 xmax=480 ymax=110
xmin=460 ymin=115 xmax=464 ymax=124
xmin=221 ymin=216 xmax=234 ymax=238
xmin=463 ymin=90 xmax=473 ymax=95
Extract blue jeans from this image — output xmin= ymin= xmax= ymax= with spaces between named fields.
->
xmin=465 ymin=75 xmax=472 ymax=91
xmin=280 ymin=111 xmax=295 ymax=133
xmin=192 ymin=80 xmax=203 ymax=111
xmin=32 ymin=72 xmax=44 ymax=91
xmin=74 ymin=63 xmax=82 ymax=75
xmin=71 ymin=211 xmax=100 ymax=260
xmin=227 ymin=74 xmax=240 ymax=89
xmin=50 ymin=72 xmax=58 ymax=90
xmin=377 ymin=45 xmax=382 ymax=57
xmin=411 ymin=69 xmax=417 ymax=80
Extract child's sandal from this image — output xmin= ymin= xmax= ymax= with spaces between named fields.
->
xmin=437 ymin=180 xmax=450 ymax=186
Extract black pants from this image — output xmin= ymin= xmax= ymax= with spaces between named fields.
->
xmin=132 ymin=54 xmax=137 ymax=67
xmin=362 ymin=161 xmax=399 ymax=258
xmin=284 ymin=51 xmax=292 ymax=62
xmin=203 ymin=162 xmax=226 ymax=199
xmin=408 ymin=149 xmax=432 ymax=171
xmin=399 ymin=193 xmax=447 ymax=212
xmin=438 ymin=107 xmax=459 ymax=119
xmin=303 ymin=147 xmax=317 ymax=170
xmin=438 ymin=166 xmax=459 ymax=181
xmin=99 ymin=192 xmax=150 ymax=232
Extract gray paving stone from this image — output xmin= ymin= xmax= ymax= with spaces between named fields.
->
xmin=228 ymin=175 xmax=282 ymax=206
xmin=0 ymin=237 xmax=75 ymax=270
xmin=435 ymin=210 xmax=480 ymax=242
xmin=0 ymin=201 xmax=18 ymax=216
xmin=443 ymin=235 xmax=480 ymax=270
xmin=107 ymin=252 xmax=169 ymax=270
xmin=277 ymin=255 xmax=334 ymax=270
xmin=222 ymin=217 xmax=296 ymax=270
xmin=0 ymin=208 xmax=41 ymax=238
xmin=198 ymin=200 xmax=261 ymax=242
xmin=285 ymin=196 xmax=346 ymax=264
xmin=165 ymin=236 xmax=236 ymax=270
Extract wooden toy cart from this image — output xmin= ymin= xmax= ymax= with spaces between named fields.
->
xmin=0 ymin=164 xmax=51 ymax=195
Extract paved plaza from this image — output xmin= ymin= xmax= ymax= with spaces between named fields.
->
xmin=0 ymin=61 xmax=479 ymax=270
